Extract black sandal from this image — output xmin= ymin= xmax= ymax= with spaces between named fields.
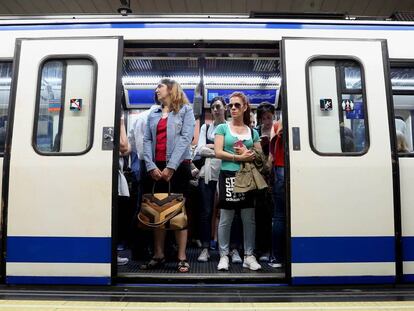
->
xmin=177 ymin=260 xmax=190 ymax=273
xmin=140 ymin=257 xmax=165 ymax=270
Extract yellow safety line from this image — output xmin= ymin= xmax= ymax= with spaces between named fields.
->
xmin=0 ymin=301 xmax=414 ymax=310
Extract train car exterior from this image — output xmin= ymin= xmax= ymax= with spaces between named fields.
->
xmin=0 ymin=15 xmax=413 ymax=286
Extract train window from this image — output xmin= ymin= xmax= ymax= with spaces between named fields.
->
xmin=390 ymin=66 xmax=414 ymax=154
xmin=343 ymin=65 xmax=362 ymax=90
xmin=0 ymin=62 xmax=12 ymax=154
xmin=33 ymin=59 xmax=95 ymax=154
xmin=307 ymin=59 xmax=368 ymax=155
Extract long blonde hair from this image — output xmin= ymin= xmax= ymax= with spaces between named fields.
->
xmin=158 ymin=78 xmax=189 ymax=113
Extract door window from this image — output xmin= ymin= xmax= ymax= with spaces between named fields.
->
xmin=33 ymin=59 xmax=96 ymax=154
xmin=390 ymin=66 xmax=414 ymax=154
xmin=0 ymin=62 xmax=12 ymax=154
xmin=307 ymin=59 xmax=369 ymax=155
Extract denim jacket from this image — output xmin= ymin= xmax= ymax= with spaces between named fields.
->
xmin=143 ymin=104 xmax=195 ymax=172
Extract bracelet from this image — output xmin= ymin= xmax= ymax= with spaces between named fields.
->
xmin=232 ymin=154 xmax=235 ymax=162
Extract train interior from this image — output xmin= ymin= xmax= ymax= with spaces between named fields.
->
xmin=117 ymin=41 xmax=284 ymax=281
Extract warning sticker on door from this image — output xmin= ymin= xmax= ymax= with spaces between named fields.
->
xmin=70 ymin=99 xmax=82 ymax=111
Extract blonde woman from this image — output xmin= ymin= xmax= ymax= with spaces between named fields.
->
xmin=142 ymin=78 xmax=195 ymax=273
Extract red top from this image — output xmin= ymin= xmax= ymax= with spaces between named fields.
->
xmin=155 ymin=117 xmax=168 ymax=162
xmin=270 ymin=122 xmax=284 ymax=167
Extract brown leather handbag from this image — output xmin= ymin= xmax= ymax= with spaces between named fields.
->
xmin=137 ymin=182 xmax=187 ymax=230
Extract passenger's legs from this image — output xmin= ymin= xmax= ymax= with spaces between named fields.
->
xmin=240 ymin=208 xmax=256 ymax=256
xmin=271 ymin=166 xmax=286 ymax=264
xmin=255 ymin=189 xmax=272 ymax=259
xmin=154 ymin=229 xmax=166 ymax=259
xmin=175 ymin=229 xmax=188 ymax=261
xmin=218 ymin=209 xmax=235 ymax=257
xmin=199 ymin=179 xmax=216 ymax=248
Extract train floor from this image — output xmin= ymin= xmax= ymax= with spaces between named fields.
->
xmin=117 ymin=246 xmax=284 ymax=281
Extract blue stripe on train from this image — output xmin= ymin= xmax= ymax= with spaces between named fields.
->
xmin=292 ymin=276 xmax=395 ymax=285
xmin=403 ymin=274 xmax=414 ymax=283
xmin=0 ymin=22 xmax=413 ymax=32
xmin=7 ymin=237 xmax=111 ymax=263
xmin=7 ymin=276 xmax=110 ymax=285
xmin=402 ymin=237 xmax=414 ymax=261
xmin=291 ymin=237 xmax=395 ymax=263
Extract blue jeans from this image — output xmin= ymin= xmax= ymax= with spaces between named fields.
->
xmin=199 ymin=179 xmax=217 ymax=248
xmin=271 ymin=166 xmax=286 ymax=263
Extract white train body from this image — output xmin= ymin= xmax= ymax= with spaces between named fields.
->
xmin=0 ymin=16 xmax=412 ymax=286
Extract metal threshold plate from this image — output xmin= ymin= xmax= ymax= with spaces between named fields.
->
xmin=118 ymin=247 xmax=285 ymax=280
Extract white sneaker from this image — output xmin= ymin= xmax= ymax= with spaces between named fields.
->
xmin=117 ymin=256 xmax=129 ymax=266
xmin=243 ymin=255 xmax=262 ymax=271
xmin=197 ymin=248 xmax=210 ymax=262
xmin=217 ymin=255 xmax=229 ymax=271
xmin=268 ymin=258 xmax=283 ymax=268
xmin=231 ymin=249 xmax=242 ymax=264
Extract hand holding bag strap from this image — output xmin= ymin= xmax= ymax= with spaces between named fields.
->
xmin=152 ymin=180 xmax=171 ymax=196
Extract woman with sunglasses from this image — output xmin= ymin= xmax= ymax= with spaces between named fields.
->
xmin=142 ymin=78 xmax=195 ymax=273
xmin=214 ymin=92 xmax=262 ymax=271
xmin=195 ymin=96 xmax=226 ymax=262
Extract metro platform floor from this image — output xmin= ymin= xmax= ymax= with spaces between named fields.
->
xmin=0 ymin=300 xmax=414 ymax=310
xmin=0 ymin=285 xmax=414 ymax=310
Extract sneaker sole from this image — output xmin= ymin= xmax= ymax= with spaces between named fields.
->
xmin=268 ymin=263 xmax=282 ymax=268
xmin=242 ymin=263 xmax=261 ymax=271
xmin=217 ymin=267 xmax=229 ymax=271
xmin=197 ymin=258 xmax=209 ymax=262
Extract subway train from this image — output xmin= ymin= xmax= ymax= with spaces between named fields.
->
xmin=0 ymin=13 xmax=413 ymax=286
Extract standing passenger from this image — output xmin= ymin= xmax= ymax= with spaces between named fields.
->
xmin=128 ymin=103 xmax=160 ymax=260
xmin=196 ymin=96 xmax=226 ymax=262
xmin=269 ymin=117 xmax=285 ymax=268
xmin=117 ymin=113 xmax=131 ymax=265
xmin=141 ymin=78 xmax=195 ymax=273
xmin=214 ymin=92 xmax=262 ymax=271
xmin=254 ymin=102 xmax=275 ymax=262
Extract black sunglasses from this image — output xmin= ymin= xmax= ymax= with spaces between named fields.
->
xmin=211 ymin=104 xmax=224 ymax=110
xmin=228 ymin=103 xmax=242 ymax=109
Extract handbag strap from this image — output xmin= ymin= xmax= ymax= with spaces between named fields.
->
xmin=152 ymin=180 xmax=171 ymax=196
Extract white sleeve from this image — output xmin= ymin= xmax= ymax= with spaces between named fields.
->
xmin=195 ymin=124 xmax=207 ymax=156
xmin=128 ymin=119 xmax=137 ymax=153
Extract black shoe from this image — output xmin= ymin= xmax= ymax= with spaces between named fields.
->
xmin=140 ymin=257 xmax=166 ymax=270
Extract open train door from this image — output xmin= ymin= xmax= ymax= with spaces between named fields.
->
xmin=3 ymin=37 xmax=123 ymax=285
xmin=281 ymin=38 xmax=398 ymax=285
